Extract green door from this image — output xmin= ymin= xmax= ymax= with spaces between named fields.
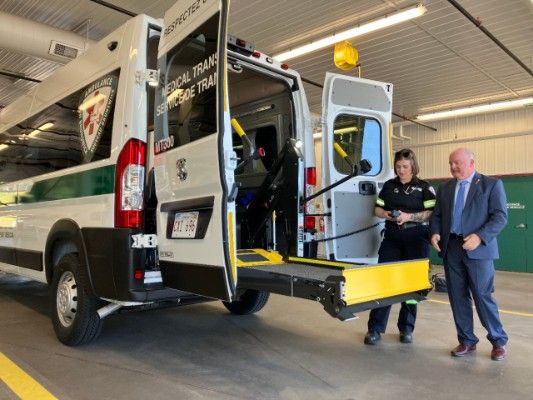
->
xmin=495 ymin=178 xmax=528 ymax=272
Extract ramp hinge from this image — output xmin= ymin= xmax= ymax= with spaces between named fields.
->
xmin=131 ymin=234 xmax=158 ymax=248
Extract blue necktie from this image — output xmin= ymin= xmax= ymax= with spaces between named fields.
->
xmin=452 ymin=181 xmax=467 ymax=234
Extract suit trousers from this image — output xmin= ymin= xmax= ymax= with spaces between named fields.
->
xmin=367 ymin=225 xmax=429 ymax=334
xmin=444 ymin=236 xmax=508 ymax=347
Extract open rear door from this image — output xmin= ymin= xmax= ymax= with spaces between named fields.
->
xmin=321 ymin=73 xmax=394 ymax=263
xmin=154 ymin=0 xmax=237 ymax=300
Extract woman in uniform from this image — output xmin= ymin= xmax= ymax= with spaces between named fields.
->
xmin=364 ymin=148 xmax=435 ymax=345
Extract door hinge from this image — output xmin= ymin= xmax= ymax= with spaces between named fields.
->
xmin=131 ymin=234 xmax=158 ymax=248
xmin=135 ymin=69 xmax=159 ymax=87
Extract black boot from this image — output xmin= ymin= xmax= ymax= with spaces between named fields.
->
xmin=364 ymin=331 xmax=381 ymax=345
xmin=399 ymin=331 xmax=413 ymax=343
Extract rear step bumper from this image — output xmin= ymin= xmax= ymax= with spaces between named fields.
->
xmin=237 ymin=255 xmax=432 ymax=321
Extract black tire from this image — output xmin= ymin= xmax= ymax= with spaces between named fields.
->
xmin=223 ymin=289 xmax=270 ymax=315
xmin=51 ymin=254 xmax=103 ymax=346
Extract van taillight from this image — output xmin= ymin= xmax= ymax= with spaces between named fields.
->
xmin=305 ymin=167 xmax=317 ymax=186
xmin=115 ymin=139 xmax=146 ymax=228
xmin=304 ymin=167 xmax=317 ymax=231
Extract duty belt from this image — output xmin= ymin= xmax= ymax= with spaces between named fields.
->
xmin=386 ymin=221 xmax=428 ymax=230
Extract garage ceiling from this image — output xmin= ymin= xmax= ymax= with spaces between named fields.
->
xmin=0 ymin=0 xmax=532 ymax=120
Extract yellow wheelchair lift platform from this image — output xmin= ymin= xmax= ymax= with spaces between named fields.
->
xmin=236 ymin=249 xmax=432 ymax=321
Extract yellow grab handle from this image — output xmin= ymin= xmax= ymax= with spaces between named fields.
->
xmin=231 ymin=118 xmax=246 ymax=138
xmin=334 ymin=142 xmax=348 ymax=159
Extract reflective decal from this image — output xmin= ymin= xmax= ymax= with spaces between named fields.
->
xmin=78 ymin=75 xmax=118 ymax=162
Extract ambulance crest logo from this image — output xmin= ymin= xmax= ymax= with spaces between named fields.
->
xmin=78 ymin=74 xmax=117 ymax=162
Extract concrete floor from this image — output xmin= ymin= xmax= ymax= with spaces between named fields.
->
xmin=1 ymin=267 xmax=532 ymax=400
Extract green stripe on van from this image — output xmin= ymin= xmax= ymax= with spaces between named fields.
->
xmin=18 ymin=165 xmax=116 ymax=204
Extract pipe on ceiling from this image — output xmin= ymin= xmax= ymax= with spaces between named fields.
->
xmin=0 ymin=10 xmax=96 ymax=64
xmin=447 ymin=0 xmax=533 ymax=78
xmin=88 ymin=0 xmax=137 ymax=17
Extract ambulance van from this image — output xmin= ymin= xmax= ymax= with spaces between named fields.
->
xmin=0 ymin=0 xmax=431 ymax=345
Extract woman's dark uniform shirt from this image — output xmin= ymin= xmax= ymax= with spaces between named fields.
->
xmin=376 ymin=177 xmax=436 ymax=226
xmin=367 ymin=176 xmax=435 ymax=336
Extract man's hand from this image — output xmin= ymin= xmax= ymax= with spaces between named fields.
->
xmin=431 ymin=234 xmax=441 ymax=252
xmin=463 ymin=233 xmax=481 ymax=251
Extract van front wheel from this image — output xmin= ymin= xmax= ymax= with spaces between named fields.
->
xmin=223 ymin=289 xmax=270 ymax=315
xmin=51 ymin=254 xmax=103 ymax=345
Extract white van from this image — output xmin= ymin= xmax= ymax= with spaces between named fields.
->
xmin=0 ymin=0 xmax=431 ymax=345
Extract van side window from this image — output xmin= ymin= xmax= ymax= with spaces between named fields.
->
xmin=0 ymin=70 xmax=119 ymax=183
xmin=146 ymin=28 xmax=160 ymax=132
xmin=332 ymin=114 xmax=382 ymax=176
xmin=154 ymin=13 xmax=219 ymax=153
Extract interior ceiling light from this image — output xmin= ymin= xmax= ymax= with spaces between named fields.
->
xmin=416 ymin=97 xmax=533 ymax=121
xmin=273 ymin=4 xmax=427 ymax=61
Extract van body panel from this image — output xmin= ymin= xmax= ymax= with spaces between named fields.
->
xmin=0 ymin=16 xmax=156 ymax=283
xmin=321 ymin=73 xmax=394 ymax=263
xmin=154 ymin=0 xmax=235 ymax=300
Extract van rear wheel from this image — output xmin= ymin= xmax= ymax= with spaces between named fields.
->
xmin=223 ymin=289 xmax=270 ymax=315
xmin=51 ymin=254 xmax=103 ymax=345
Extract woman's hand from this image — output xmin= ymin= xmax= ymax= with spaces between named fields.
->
xmin=374 ymin=207 xmax=394 ymax=221
xmin=395 ymin=211 xmax=412 ymax=225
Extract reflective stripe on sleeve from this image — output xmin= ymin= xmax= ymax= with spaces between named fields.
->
xmin=376 ymin=198 xmax=385 ymax=207
xmin=424 ymin=199 xmax=436 ymax=209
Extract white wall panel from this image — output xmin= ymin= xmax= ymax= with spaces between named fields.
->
xmin=395 ymin=108 xmax=533 ymax=179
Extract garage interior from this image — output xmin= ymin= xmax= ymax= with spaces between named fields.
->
xmin=1 ymin=0 xmax=533 ymax=399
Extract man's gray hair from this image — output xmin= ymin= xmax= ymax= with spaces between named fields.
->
xmin=453 ymin=147 xmax=475 ymax=160
xmin=463 ymin=148 xmax=475 ymax=160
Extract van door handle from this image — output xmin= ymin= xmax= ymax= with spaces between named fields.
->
xmin=515 ymin=223 xmax=527 ymax=229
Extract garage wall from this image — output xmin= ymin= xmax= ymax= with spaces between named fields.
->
xmin=396 ymin=107 xmax=533 ymax=273
xmin=313 ymin=109 xmax=533 ymax=272
xmin=393 ymin=107 xmax=533 ymax=179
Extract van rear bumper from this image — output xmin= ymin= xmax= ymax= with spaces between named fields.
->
xmin=82 ymin=228 xmax=181 ymax=302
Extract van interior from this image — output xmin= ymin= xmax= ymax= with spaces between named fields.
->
xmin=228 ymin=60 xmax=299 ymax=256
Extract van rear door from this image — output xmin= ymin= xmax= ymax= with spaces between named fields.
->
xmin=154 ymin=0 xmax=237 ymax=300
xmin=321 ymin=73 xmax=394 ymax=263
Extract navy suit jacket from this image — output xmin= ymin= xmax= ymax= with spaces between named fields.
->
xmin=430 ymin=172 xmax=508 ymax=260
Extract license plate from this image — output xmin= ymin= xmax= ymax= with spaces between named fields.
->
xmin=171 ymin=211 xmax=199 ymax=238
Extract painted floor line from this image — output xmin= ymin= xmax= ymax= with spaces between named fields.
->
xmin=427 ymin=298 xmax=533 ymax=317
xmin=0 ymin=352 xmax=58 ymax=400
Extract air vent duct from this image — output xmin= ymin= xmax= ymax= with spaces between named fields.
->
xmin=0 ymin=11 xmax=95 ymax=64
xmin=49 ymin=40 xmax=81 ymax=60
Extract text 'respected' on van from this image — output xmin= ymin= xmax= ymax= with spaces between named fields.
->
xmin=0 ymin=0 xmax=431 ymax=346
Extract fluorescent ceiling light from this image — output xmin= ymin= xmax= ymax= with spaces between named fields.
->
xmin=273 ymin=4 xmax=427 ymax=61
xmin=334 ymin=127 xmax=359 ymax=135
xmin=28 ymin=122 xmax=54 ymax=138
xmin=416 ymin=97 xmax=533 ymax=121
xmin=313 ymin=126 xmax=359 ymax=139
xmin=78 ymin=93 xmax=106 ymax=112
xmin=166 ymin=88 xmax=184 ymax=105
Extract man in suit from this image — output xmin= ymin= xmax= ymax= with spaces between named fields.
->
xmin=430 ymin=148 xmax=508 ymax=361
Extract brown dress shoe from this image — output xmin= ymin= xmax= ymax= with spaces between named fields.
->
xmin=451 ymin=343 xmax=476 ymax=357
xmin=491 ymin=346 xmax=507 ymax=361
